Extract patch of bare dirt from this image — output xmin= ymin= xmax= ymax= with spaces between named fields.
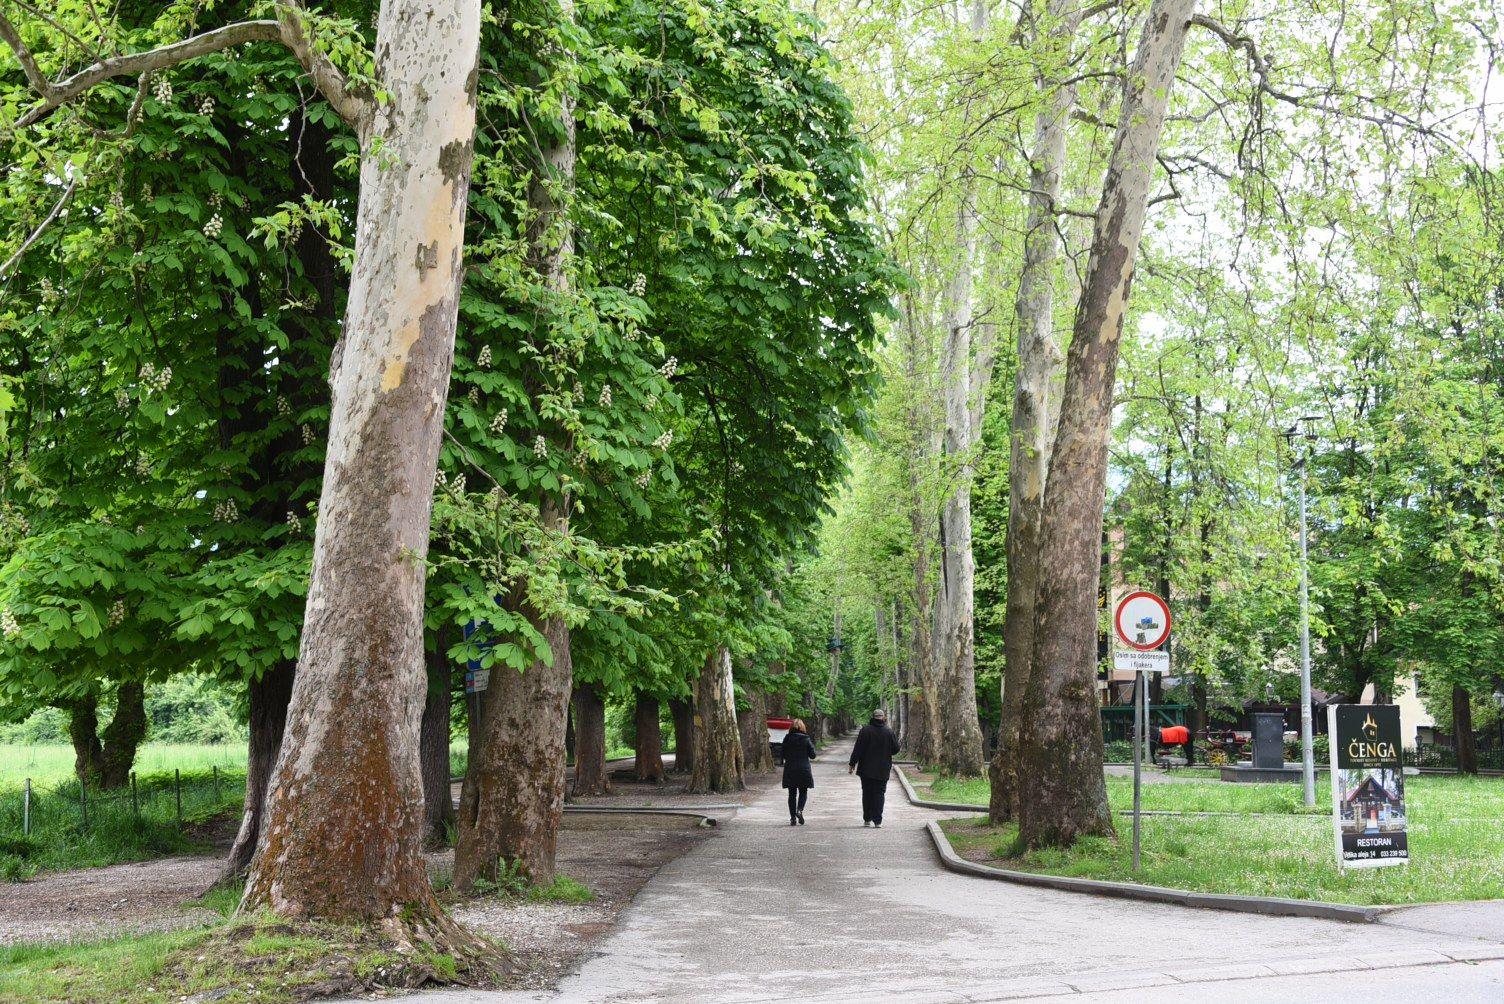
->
xmin=0 ymin=854 xmax=225 ymax=945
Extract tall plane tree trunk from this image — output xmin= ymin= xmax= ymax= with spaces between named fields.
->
xmin=690 ymin=647 xmax=746 ymax=793
xmin=571 ymin=683 xmax=611 ymax=796
xmin=241 ymin=0 xmax=485 ymax=934
xmin=739 ymin=688 xmax=774 ymax=773
xmin=903 ymin=298 xmax=941 ymax=766
xmin=991 ymin=0 xmax=1078 ymax=825
xmin=223 ymin=662 xmax=295 ymax=879
xmin=419 ymin=642 xmax=455 ymax=846
xmin=1017 ymin=0 xmax=1195 ymax=849
xmin=669 ymin=698 xmax=695 ymax=774
xmin=452 ymin=0 xmax=575 ymax=887
xmin=933 ymin=2 xmax=989 ymax=778
xmin=633 ymin=696 xmax=665 ymax=782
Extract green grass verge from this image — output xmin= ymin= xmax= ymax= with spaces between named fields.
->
xmin=0 ymin=912 xmax=499 ymax=1004
xmin=925 ymin=772 xmax=1504 ymax=820
xmin=940 ymin=776 xmax=1504 ymax=906
xmin=0 ymin=769 xmax=246 ymax=880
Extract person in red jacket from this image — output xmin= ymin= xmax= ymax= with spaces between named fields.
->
xmin=848 ymin=709 xmax=901 ymax=827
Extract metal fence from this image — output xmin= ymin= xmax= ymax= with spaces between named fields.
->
xmin=3 ymin=767 xmax=242 ymax=840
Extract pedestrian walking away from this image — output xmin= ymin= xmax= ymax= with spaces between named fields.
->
xmin=781 ymin=717 xmax=816 ymax=825
xmin=848 ymin=709 xmax=900 ymax=826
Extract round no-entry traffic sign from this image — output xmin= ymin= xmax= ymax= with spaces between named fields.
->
xmin=1114 ymin=591 xmax=1171 ymax=651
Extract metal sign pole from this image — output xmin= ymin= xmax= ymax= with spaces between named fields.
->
xmin=1132 ymin=670 xmax=1143 ymax=872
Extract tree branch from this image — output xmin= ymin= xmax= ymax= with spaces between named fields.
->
xmin=2 ymin=6 xmax=371 ymax=131
xmin=0 ymin=175 xmax=77 ymax=287
xmin=273 ymin=1 xmax=371 ymax=129
xmin=6 ymin=18 xmax=284 ymax=128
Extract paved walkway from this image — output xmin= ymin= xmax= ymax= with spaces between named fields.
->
xmin=426 ymin=741 xmax=1504 ymax=1003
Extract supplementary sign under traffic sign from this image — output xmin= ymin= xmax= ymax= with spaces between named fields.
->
xmin=1113 ymin=649 xmax=1169 ymax=673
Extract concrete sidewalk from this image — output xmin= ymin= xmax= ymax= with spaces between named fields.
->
xmin=422 ymin=740 xmax=1504 ymax=1002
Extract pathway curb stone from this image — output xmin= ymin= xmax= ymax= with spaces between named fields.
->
xmin=923 ymin=818 xmax=1382 ymax=923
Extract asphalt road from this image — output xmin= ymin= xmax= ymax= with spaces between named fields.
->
xmin=424 ymin=739 xmax=1504 ymax=1003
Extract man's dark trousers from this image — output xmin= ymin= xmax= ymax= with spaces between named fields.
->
xmin=861 ymin=775 xmax=888 ymax=824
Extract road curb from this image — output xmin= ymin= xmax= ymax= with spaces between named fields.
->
xmin=924 ymin=818 xmax=1383 ymax=924
xmin=563 ymin=806 xmax=720 ymax=827
xmin=893 ymin=764 xmax=983 ymax=812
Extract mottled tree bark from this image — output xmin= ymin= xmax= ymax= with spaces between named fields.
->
xmin=633 ymin=696 xmax=665 ymax=782
xmin=241 ymin=0 xmax=486 ymax=936
xmin=690 ymin=647 xmax=746 ymax=793
xmin=223 ymin=662 xmax=295 ymax=880
xmin=1017 ymin=0 xmax=1195 ymax=849
xmin=739 ymin=689 xmax=774 ymax=774
xmin=571 ymin=683 xmax=611 ymax=796
xmin=1454 ymin=685 xmax=1478 ymax=775
xmin=669 ymin=698 xmax=694 ymax=775
xmin=992 ymin=0 xmax=1077 ymax=825
xmin=419 ymin=644 xmax=455 ymax=846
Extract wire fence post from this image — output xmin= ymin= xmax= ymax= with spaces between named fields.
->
xmin=175 ymin=768 xmax=183 ymax=825
xmin=130 ymin=772 xmax=139 ymax=816
xmin=22 ymin=778 xmax=31 ymax=838
xmin=79 ymin=779 xmax=88 ymax=830
xmin=212 ymin=765 xmax=220 ymax=803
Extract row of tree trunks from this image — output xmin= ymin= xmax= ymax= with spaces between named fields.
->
xmin=65 ymin=681 xmax=148 ymax=790
xmin=904 ymin=296 xmax=940 ymax=766
xmin=739 ymin=687 xmax=774 ymax=773
xmin=240 ymin=0 xmax=486 ymax=935
xmin=571 ymin=683 xmax=612 ymax=796
xmin=991 ymin=0 xmax=1079 ymax=824
xmin=689 ymin=647 xmax=745 ymax=793
xmin=1016 ymin=0 xmax=1195 ymax=850
xmin=633 ymin=696 xmax=665 ymax=782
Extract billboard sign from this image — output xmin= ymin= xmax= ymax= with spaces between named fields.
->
xmin=1328 ymin=704 xmax=1408 ymax=869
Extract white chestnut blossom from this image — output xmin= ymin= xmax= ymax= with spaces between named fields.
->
xmin=108 ymin=599 xmax=126 ymax=627
xmin=476 ymin=345 xmax=492 ymax=369
xmin=153 ymin=77 xmax=173 ymax=102
xmin=598 ymin=385 xmax=613 ymax=408
xmin=1 ymin=609 xmax=19 ymax=639
xmin=203 ymin=213 xmax=223 ymax=239
xmin=286 ymin=510 xmax=302 ymax=533
xmin=659 ymin=356 xmax=678 ymax=378
xmin=653 ymin=430 xmax=673 ymax=451
xmin=213 ymin=499 xmax=239 ymax=523
xmin=489 ymin=409 xmax=508 ymax=435
xmin=533 ymin=435 xmax=548 ymax=458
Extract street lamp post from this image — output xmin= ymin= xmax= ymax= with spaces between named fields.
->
xmin=1287 ymin=416 xmax=1321 ymax=808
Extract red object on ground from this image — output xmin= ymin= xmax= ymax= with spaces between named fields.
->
xmin=1159 ymin=725 xmax=1190 ymax=746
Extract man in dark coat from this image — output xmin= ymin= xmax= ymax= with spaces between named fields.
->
xmin=848 ymin=709 xmax=900 ymax=827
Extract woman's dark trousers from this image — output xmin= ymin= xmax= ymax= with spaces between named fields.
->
xmin=788 ymin=787 xmax=809 ymax=819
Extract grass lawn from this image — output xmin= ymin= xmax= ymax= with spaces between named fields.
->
xmin=926 ymin=773 xmax=1329 ymax=814
xmin=1 ymin=743 xmax=248 ymax=788
xmin=936 ymin=773 xmax=1504 ymax=905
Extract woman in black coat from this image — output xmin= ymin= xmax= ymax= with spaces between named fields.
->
xmin=781 ymin=719 xmax=816 ymax=825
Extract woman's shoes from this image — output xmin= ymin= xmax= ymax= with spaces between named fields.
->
xmin=790 ymin=817 xmax=797 ymax=826
xmin=797 ymin=812 xmax=805 ymax=825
